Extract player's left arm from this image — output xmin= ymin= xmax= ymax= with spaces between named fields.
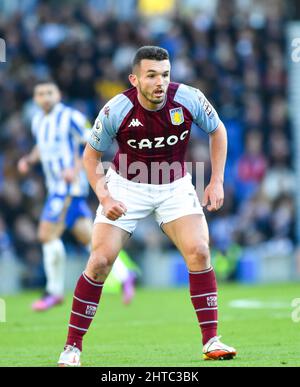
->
xmin=202 ymin=121 xmax=227 ymax=211
xmin=188 ymin=86 xmax=227 ymax=211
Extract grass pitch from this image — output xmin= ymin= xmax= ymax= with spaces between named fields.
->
xmin=0 ymin=282 xmax=299 ymax=367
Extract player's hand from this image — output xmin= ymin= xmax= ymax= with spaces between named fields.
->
xmin=17 ymin=157 xmax=30 ymax=175
xmin=202 ymin=180 xmax=224 ymax=212
xmin=101 ymin=196 xmax=127 ymax=221
xmin=62 ymin=168 xmax=77 ymax=183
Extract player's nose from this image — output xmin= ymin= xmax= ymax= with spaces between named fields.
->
xmin=155 ymin=75 xmax=164 ymax=86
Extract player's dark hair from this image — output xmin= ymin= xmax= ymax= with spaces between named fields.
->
xmin=132 ymin=46 xmax=169 ymax=69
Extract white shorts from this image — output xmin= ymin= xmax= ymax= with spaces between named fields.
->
xmin=94 ymin=168 xmax=204 ymax=234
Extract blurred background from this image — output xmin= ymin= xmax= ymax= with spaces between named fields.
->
xmin=0 ymin=0 xmax=300 ymax=293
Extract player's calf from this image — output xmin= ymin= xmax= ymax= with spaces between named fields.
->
xmin=189 ymin=267 xmax=218 ymax=345
xmin=65 ymin=272 xmax=104 ymax=352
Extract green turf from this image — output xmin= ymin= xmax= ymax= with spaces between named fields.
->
xmin=0 ymin=282 xmax=300 ymax=367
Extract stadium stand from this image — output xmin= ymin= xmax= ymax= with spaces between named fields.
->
xmin=0 ymin=0 xmax=295 ymax=288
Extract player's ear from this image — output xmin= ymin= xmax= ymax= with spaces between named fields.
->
xmin=56 ymin=90 xmax=62 ymax=102
xmin=55 ymin=86 xmax=62 ymax=100
xmin=128 ymin=73 xmax=138 ymax=87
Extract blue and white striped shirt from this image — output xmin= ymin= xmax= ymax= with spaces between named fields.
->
xmin=31 ymin=102 xmax=90 ymax=196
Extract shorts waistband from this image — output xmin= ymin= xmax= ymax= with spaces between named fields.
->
xmin=107 ymin=167 xmax=191 ymax=190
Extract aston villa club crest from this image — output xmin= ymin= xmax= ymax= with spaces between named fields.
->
xmin=169 ymin=107 xmax=184 ymax=126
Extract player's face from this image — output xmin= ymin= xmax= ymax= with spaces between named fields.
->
xmin=34 ymin=84 xmax=61 ymax=113
xmin=130 ymin=59 xmax=171 ymax=109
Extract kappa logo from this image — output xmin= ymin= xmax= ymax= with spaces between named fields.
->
xmin=128 ymin=118 xmax=143 ymax=127
xmin=85 ymin=305 xmax=97 ymax=316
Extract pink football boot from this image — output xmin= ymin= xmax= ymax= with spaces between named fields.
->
xmin=122 ymin=273 xmax=136 ymax=305
xmin=32 ymin=294 xmax=64 ymax=311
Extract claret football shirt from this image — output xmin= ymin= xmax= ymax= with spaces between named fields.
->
xmin=89 ymin=83 xmax=221 ymax=184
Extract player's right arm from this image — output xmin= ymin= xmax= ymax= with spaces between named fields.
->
xmin=175 ymin=84 xmax=227 ymax=211
xmin=83 ymin=145 xmax=127 ymax=221
xmin=18 ymin=112 xmax=42 ymax=175
xmin=84 ymin=95 xmax=130 ymax=221
xmin=17 ymin=145 xmax=40 ymax=175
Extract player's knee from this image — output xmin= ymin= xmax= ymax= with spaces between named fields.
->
xmin=186 ymin=243 xmax=210 ymax=269
xmin=87 ymin=252 xmax=111 ymax=277
xmin=72 ymin=220 xmax=92 ymax=246
xmin=81 ymin=229 xmax=92 ymax=245
xmin=37 ymin=228 xmax=52 ymax=244
xmin=76 ymin=232 xmax=90 ymax=246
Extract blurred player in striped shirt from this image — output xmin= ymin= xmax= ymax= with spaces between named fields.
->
xmin=18 ymin=81 xmax=136 ymax=311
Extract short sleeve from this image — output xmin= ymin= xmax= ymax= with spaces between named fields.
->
xmin=88 ymin=93 xmax=133 ymax=152
xmin=194 ymin=89 xmax=220 ymax=134
xmin=88 ymin=105 xmax=116 ymax=152
xmin=174 ymin=84 xmax=221 ymax=134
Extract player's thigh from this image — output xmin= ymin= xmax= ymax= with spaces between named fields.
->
xmin=161 ymin=214 xmax=210 ymax=261
xmin=37 ymin=220 xmax=65 ymax=243
xmin=39 ymin=194 xmax=70 ymax=242
xmin=71 ymin=217 xmax=93 ymax=245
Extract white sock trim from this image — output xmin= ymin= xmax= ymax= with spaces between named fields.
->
xmin=199 ymin=320 xmax=218 ymax=325
xmin=68 ymin=324 xmax=88 ymax=332
xmin=71 ymin=310 xmax=94 ymax=319
xmin=82 ymin=272 xmax=103 ymax=287
xmin=195 ymin=307 xmax=218 ymax=312
xmin=73 ymin=295 xmax=98 ymax=306
xmin=191 ymin=292 xmax=217 ymax=298
xmin=189 ymin=267 xmax=213 ymax=274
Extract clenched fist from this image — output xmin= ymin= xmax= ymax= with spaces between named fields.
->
xmin=17 ymin=157 xmax=31 ymax=175
xmin=101 ymin=196 xmax=127 ymax=221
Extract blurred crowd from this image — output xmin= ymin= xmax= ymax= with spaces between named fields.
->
xmin=0 ymin=0 xmax=295 ymax=286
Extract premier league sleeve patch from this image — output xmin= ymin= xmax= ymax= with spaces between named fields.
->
xmin=169 ymin=107 xmax=184 ymax=126
xmin=94 ymin=118 xmax=103 ymax=134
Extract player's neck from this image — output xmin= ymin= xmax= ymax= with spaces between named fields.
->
xmin=137 ymin=93 xmax=166 ymax=111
